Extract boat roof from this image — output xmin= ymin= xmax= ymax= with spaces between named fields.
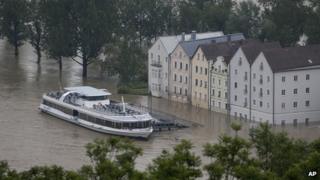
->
xmin=64 ymin=86 xmax=111 ymax=97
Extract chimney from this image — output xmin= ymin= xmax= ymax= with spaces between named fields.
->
xmin=181 ymin=32 xmax=185 ymax=42
xmin=191 ymin=30 xmax=196 ymax=41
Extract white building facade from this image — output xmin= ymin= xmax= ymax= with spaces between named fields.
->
xmin=231 ymin=44 xmax=320 ymax=125
xmin=229 ymin=41 xmax=281 ymax=122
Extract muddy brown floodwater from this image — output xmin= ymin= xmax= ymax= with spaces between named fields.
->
xmin=0 ymin=40 xmax=319 ymax=173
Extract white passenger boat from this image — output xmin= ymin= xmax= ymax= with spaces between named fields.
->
xmin=39 ymin=86 xmax=153 ymax=138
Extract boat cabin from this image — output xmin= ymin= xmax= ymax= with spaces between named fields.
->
xmin=63 ymin=86 xmax=111 ymax=108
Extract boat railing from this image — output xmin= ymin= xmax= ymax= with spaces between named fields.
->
xmin=80 ymin=103 xmax=150 ymax=117
xmin=46 ymin=91 xmax=63 ymax=100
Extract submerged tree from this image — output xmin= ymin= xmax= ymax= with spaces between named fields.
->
xmin=40 ymin=0 xmax=77 ymax=71
xmin=26 ymin=0 xmax=45 ymax=64
xmin=103 ymin=40 xmax=147 ymax=83
xmin=71 ymin=0 xmax=117 ymax=78
xmin=0 ymin=0 xmax=28 ymax=56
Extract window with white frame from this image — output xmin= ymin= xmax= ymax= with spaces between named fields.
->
xmin=293 ymin=88 xmax=298 ymax=94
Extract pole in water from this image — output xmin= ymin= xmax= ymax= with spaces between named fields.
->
xmin=121 ymin=96 xmax=126 ymax=113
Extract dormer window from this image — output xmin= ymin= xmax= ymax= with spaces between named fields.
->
xmin=260 ymin=62 xmax=263 ymax=71
xmin=239 ymin=58 xmax=242 ymax=66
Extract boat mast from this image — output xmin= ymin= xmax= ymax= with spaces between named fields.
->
xmin=121 ymin=96 xmax=126 ymax=113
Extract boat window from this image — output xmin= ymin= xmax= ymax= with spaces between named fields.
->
xmin=79 ymin=113 xmax=87 ymax=120
xmin=43 ymin=100 xmax=72 ymax=115
xmin=81 ymin=96 xmax=108 ymax=101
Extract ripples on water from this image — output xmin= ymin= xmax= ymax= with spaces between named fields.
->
xmin=0 ymin=40 xmax=319 ymax=172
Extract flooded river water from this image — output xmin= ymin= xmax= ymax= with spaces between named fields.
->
xmin=0 ymin=40 xmax=319 ymax=172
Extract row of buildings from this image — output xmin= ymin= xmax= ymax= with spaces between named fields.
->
xmin=148 ymin=31 xmax=320 ymax=125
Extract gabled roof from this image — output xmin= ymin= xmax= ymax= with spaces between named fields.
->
xmin=158 ymin=31 xmax=224 ymax=54
xmin=180 ymin=33 xmax=245 ymax=58
xmin=199 ymin=40 xmax=247 ymax=64
xmin=262 ymin=44 xmax=320 ymax=72
xmin=240 ymin=40 xmax=281 ymax=65
xmin=65 ymin=86 xmax=111 ymax=97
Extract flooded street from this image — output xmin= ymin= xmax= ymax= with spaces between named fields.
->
xmin=0 ymin=40 xmax=320 ymax=171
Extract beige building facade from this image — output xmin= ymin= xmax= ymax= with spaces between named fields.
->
xmin=191 ymin=48 xmax=209 ymax=109
xmin=169 ymin=44 xmax=191 ymax=103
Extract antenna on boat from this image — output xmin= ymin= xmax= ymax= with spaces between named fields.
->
xmin=121 ymin=96 xmax=126 ymax=113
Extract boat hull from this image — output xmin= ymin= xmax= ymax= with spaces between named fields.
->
xmin=39 ymin=104 xmax=153 ymax=139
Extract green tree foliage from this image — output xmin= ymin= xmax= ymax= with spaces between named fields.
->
xmin=259 ymin=0 xmax=307 ymax=46
xmin=283 ymin=152 xmax=320 ymax=180
xmin=203 ymin=0 xmax=234 ymax=32
xmin=203 ymin=124 xmax=251 ymax=180
xmin=0 ymin=161 xmax=19 ymax=179
xmin=81 ymin=137 xmax=144 ymax=180
xmin=226 ymin=1 xmax=261 ymax=38
xmin=177 ymin=1 xmax=202 ymax=32
xmin=147 ymin=139 xmax=202 ymax=180
xmin=304 ymin=0 xmax=320 ymax=44
xmin=26 ymin=0 xmax=45 ymax=64
xmin=250 ymin=123 xmax=309 ymax=177
xmin=105 ymin=41 xmax=147 ymax=83
xmin=71 ymin=0 xmax=117 ymax=78
xmin=19 ymin=165 xmax=84 ymax=180
xmin=0 ymin=0 xmax=28 ymax=56
xmin=40 ymin=0 xmax=77 ymax=71
xmin=177 ymin=0 xmax=234 ymax=32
